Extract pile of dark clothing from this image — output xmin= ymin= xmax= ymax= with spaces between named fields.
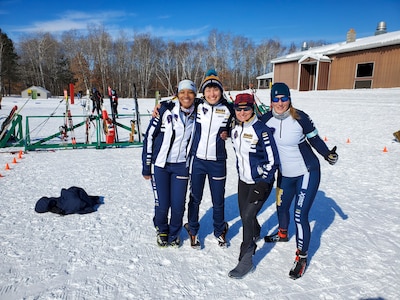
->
xmin=35 ymin=186 xmax=102 ymax=215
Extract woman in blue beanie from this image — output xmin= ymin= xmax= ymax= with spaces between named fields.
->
xmin=260 ymin=82 xmax=338 ymax=279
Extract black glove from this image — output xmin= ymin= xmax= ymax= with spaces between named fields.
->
xmin=325 ymin=146 xmax=338 ymax=165
xmin=248 ymin=181 xmax=271 ymax=203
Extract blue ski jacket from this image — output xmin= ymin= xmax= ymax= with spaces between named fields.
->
xmin=142 ymin=99 xmax=195 ymax=176
xmin=35 ymin=186 xmax=100 ymax=215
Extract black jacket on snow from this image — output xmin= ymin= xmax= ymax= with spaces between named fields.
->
xmin=34 ymin=186 xmax=101 ymax=215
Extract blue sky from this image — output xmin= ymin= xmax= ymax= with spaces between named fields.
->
xmin=1 ymin=0 xmax=400 ymax=46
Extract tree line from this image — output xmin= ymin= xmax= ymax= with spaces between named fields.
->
xmin=0 ymin=25 xmax=325 ymax=99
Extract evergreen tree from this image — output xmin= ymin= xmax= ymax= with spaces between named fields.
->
xmin=0 ymin=29 xmax=19 ymax=97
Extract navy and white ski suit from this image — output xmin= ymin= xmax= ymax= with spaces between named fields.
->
xmin=231 ymin=114 xmax=279 ymax=259
xmin=261 ymin=109 xmax=331 ymax=253
xmin=142 ymin=100 xmax=195 ymax=243
xmin=187 ymin=97 xmax=234 ymax=237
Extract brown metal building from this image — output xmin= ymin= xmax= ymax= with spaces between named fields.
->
xmin=269 ymin=26 xmax=400 ymax=91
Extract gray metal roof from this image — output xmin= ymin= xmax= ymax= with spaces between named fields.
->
xmin=271 ymin=30 xmax=400 ymax=64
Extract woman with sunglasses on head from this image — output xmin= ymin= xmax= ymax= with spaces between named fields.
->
xmin=260 ymin=82 xmax=338 ymax=279
xmin=228 ymin=93 xmax=279 ymax=279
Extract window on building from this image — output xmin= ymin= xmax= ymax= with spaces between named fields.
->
xmin=356 ymin=62 xmax=374 ymax=78
xmin=354 ymin=80 xmax=372 ymax=89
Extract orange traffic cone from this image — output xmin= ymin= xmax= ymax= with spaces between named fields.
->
xmin=324 ymin=136 xmax=328 ymax=141
xmin=5 ymin=163 xmax=10 ymax=170
xmin=12 ymin=157 xmax=17 ymax=164
xmin=383 ymin=146 xmax=388 ymax=152
xmin=346 ymin=138 xmax=351 ymax=143
xmin=18 ymin=150 xmax=23 ymax=159
xmin=0 ymin=173 xmax=4 ymax=177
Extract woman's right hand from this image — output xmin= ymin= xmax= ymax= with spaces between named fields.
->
xmin=152 ymin=104 xmax=161 ymax=118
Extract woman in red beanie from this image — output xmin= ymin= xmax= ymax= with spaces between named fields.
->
xmin=228 ymin=93 xmax=279 ymax=279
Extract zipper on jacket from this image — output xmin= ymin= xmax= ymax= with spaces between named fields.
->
xmin=205 ymin=105 xmax=214 ymax=159
xmin=176 ymin=114 xmax=188 ymax=163
xmin=239 ymin=124 xmax=246 ymax=179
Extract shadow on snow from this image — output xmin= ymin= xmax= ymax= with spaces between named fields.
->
xmin=195 ymin=188 xmax=348 ymax=266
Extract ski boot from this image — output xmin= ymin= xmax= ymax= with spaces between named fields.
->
xmin=264 ymin=228 xmax=288 ymax=243
xmin=289 ymin=249 xmax=308 ymax=279
xmin=216 ymin=222 xmax=229 ymax=248
xmin=184 ymin=223 xmax=200 ymax=249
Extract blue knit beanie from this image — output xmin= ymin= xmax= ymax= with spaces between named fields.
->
xmin=271 ymin=82 xmax=290 ymax=99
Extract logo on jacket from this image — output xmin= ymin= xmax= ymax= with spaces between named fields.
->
xmin=243 ymin=133 xmax=253 ymax=139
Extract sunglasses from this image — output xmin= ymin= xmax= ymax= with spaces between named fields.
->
xmin=272 ymin=96 xmax=290 ymax=103
xmin=234 ymin=106 xmax=253 ymax=112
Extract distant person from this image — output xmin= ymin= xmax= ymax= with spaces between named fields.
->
xmin=111 ymin=89 xmax=119 ymax=117
xmin=228 ymin=93 xmax=279 ymax=279
xmin=260 ymin=82 xmax=338 ymax=279
xmin=91 ymin=88 xmax=102 ymax=116
xmin=142 ymin=79 xmax=196 ymax=247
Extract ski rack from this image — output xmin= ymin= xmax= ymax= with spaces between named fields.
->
xmin=0 ymin=114 xmax=24 ymax=148
xmin=24 ymin=113 xmax=148 ymax=151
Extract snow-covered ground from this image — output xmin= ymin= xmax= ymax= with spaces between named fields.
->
xmin=0 ymin=88 xmax=399 ymax=299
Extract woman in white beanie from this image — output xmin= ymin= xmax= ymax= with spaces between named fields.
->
xmin=142 ymin=79 xmax=197 ymax=248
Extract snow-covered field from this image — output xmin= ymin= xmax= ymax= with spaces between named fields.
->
xmin=0 ymin=88 xmax=399 ymax=299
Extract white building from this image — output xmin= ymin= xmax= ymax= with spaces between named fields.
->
xmin=256 ymin=72 xmax=273 ymax=89
xmin=21 ymin=86 xmax=51 ymax=99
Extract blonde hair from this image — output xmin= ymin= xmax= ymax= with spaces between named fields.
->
xmin=290 ymin=106 xmax=300 ymax=120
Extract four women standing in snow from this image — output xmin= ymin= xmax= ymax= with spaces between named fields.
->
xmin=142 ymin=78 xmax=338 ymax=280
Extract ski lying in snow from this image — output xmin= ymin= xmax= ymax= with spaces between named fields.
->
xmin=0 ymin=105 xmax=18 ymax=141
xmin=133 ymin=84 xmax=142 ymax=142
